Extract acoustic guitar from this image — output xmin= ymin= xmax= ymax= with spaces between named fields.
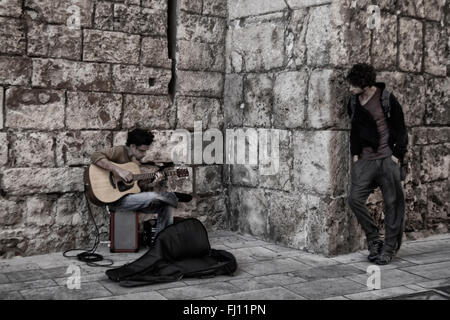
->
xmin=84 ymin=161 xmax=189 ymax=206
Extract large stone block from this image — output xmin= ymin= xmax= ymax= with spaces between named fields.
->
xmin=180 ymin=0 xmax=202 ymax=14
xmin=258 ymin=129 xmax=293 ymax=192
xmin=141 ymin=0 xmax=167 ymax=10
xmin=265 ymin=190 xmax=307 ymax=249
xmin=32 ymin=58 xmax=112 ymax=91
xmin=230 ymin=187 xmax=269 ymax=237
xmin=424 ymin=77 xmax=449 ymax=125
xmin=226 ymin=18 xmax=285 ymax=72
xmin=0 ymin=132 xmax=7 ymax=165
xmin=123 ymin=95 xmax=175 ymax=129
xmin=273 ymin=71 xmax=307 ymax=129
xmin=83 ymin=30 xmax=140 ymax=64
xmin=24 ymin=195 xmax=56 ymax=227
xmin=5 ymin=87 xmax=65 ymax=130
xmin=178 ymin=12 xmax=226 ymax=44
xmin=141 ymin=37 xmax=172 ymax=68
xmin=427 ymin=181 xmax=449 ymax=226
xmin=293 ymin=130 xmax=349 ymax=196
xmin=306 ymin=5 xmax=333 ymax=66
xmin=113 ymin=4 xmax=166 ymax=36
xmin=27 ymin=21 xmax=82 ymax=60
xmin=178 ymin=40 xmax=225 ymax=72
xmin=421 ymin=144 xmax=450 ymax=182
xmin=94 ymin=1 xmax=114 ymax=30
xmin=0 ymin=17 xmax=26 ymax=55
xmin=55 ymin=193 xmax=86 ymax=226
xmin=203 ymin=0 xmax=227 ymax=17
xmin=231 ymin=165 xmax=259 ymax=187
xmin=67 ymin=91 xmax=122 ymax=129
xmin=25 ymin=0 xmax=94 ymax=27
xmin=112 ymin=64 xmax=171 ymax=95
xmin=424 ymin=22 xmax=447 ymax=76
xmin=195 ymin=165 xmax=223 ymax=194
xmin=224 ymin=74 xmax=244 ymax=127
xmin=286 ymin=9 xmax=309 ymax=68
xmin=377 ymin=72 xmax=426 ymax=126
xmin=243 ymin=73 xmax=273 ymax=127
xmin=0 ymin=197 xmax=24 ymax=226
xmin=2 ymin=168 xmax=84 ymax=195
xmin=177 ymin=71 xmax=224 ymax=98
xmin=399 ymin=18 xmax=423 ymax=72
xmin=9 ymin=132 xmax=55 ymax=167
xmin=0 ymin=56 xmax=32 ymax=86
xmin=56 ymin=131 xmax=112 ymax=166
xmin=399 ymin=0 xmax=445 ymax=21
xmin=0 ymin=87 xmax=3 ymax=129
xmin=398 ymin=0 xmax=425 ymax=18
xmin=196 ymin=195 xmax=227 ymax=229
xmin=0 ymin=0 xmax=22 ymax=17
xmin=177 ymin=96 xmax=223 ymax=131
xmin=371 ymin=14 xmax=397 ymax=70
xmin=307 ymin=69 xmax=348 ymax=129
xmin=228 ymin=0 xmax=287 ymax=20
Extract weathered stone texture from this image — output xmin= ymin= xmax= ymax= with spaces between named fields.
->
xmin=2 ymin=168 xmax=84 ymax=195
xmin=399 ymin=18 xmax=423 ymax=72
xmin=83 ymin=30 xmax=140 ymax=64
xmin=141 ymin=37 xmax=172 ymax=68
xmin=228 ymin=0 xmax=287 ymax=20
xmin=178 ymin=40 xmax=225 ymax=72
xmin=0 ymin=56 xmax=32 ymax=86
xmin=56 ymin=131 xmax=112 ymax=166
xmin=203 ymin=0 xmax=228 ymax=17
xmin=371 ymin=14 xmax=397 ymax=70
xmin=177 ymin=71 xmax=224 ymax=97
xmin=112 ymin=65 xmax=171 ymax=95
xmin=9 ymin=132 xmax=55 ymax=167
xmin=5 ymin=87 xmax=65 ymax=130
xmin=226 ymin=18 xmax=285 ymax=73
xmin=177 ymin=97 xmax=223 ymax=130
xmin=0 ymin=17 xmax=26 ymax=55
xmin=94 ymin=1 xmax=114 ymax=30
xmin=273 ymin=71 xmax=307 ymax=129
xmin=113 ymin=4 xmax=167 ymax=36
xmin=27 ymin=22 xmax=82 ymax=60
xmin=25 ymin=0 xmax=94 ymax=27
xmin=424 ymin=77 xmax=449 ymax=125
xmin=424 ymin=23 xmax=447 ymax=76
xmin=0 ymin=132 xmax=7 ymax=166
xmin=32 ymin=58 xmax=112 ymax=91
xmin=243 ymin=73 xmax=273 ymax=127
xmin=178 ymin=12 xmax=226 ymax=44
xmin=0 ymin=0 xmax=22 ymax=17
xmin=195 ymin=165 xmax=223 ymax=194
xmin=123 ymin=95 xmax=175 ymax=129
xmin=66 ymin=91 xmax=122 ymax=129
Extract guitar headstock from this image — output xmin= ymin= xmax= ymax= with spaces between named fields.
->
xmin=176 ymin=168 xmax=190 ymax=178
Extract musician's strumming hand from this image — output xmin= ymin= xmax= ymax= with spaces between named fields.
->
xmin=115 ymin=167 xmax=133 ymax=183
xmin=152 ymin=171 xmax=165 ymax=184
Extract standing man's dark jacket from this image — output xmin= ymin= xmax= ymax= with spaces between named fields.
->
xmin=347 ymin=82 xmax=408 ymax=164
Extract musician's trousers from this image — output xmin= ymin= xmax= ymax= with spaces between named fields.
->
xmin=109 ymin=191 xmax=178 ymax=236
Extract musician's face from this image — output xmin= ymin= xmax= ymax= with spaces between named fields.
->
xmin=130 ymin=144 xmax=150 ymax=161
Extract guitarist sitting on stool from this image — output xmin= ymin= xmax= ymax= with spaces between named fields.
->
xmin=90 ymin=128 xmax=191 ymax=237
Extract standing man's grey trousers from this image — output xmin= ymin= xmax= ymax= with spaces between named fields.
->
xmin=348 ymin=156 xmax=406 ymax=254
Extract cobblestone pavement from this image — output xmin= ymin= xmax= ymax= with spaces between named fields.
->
xmin=1 ymin=232 xmax=449 ymax=300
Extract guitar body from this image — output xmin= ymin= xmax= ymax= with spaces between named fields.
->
xmin=86 ymin=162 xmax=142 ymax=205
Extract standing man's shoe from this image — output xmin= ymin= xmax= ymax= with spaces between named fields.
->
xmin=367 ymin=240 xmax=384 ymax=262
xmin=375 ymin=250 xmax=394 ymax=265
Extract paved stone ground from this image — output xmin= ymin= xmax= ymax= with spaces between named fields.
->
xmin=1 ymin=232 xmax=449 ymax=300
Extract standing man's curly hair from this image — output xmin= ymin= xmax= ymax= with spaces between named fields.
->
xmin=126 ymin=128 xmax=154 ymax=147
xmin=346 ymin=63 xmax=377 ymax=89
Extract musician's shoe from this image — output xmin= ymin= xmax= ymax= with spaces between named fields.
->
xmin=367 ymin=239 xmax=384 ymax=262
xmin=174 ymin=192 xmax=193 ymax=203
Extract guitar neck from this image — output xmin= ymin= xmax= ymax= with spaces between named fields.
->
xmin=132 ymin=170 xmax=177 ymax=181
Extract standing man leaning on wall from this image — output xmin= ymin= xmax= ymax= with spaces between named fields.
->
xmin=346 ymin=63 xmax=409 ymax=265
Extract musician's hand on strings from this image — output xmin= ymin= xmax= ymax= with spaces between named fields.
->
xmin=152 ymin=171 xmax=165 ymax=184
xmin=116 ymin=167 xmax=133 ymax=183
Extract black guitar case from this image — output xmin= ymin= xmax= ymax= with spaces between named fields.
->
xmin=105 ymin=218 xmax=237 ymax=287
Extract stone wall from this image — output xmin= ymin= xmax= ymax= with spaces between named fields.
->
xmin=0 ymin=0 xmax=228 ymax=258
xmin=0 ymin=0 xmax=448 ymax=258
xmin=224 ymin=0 xmax=449 ymax=256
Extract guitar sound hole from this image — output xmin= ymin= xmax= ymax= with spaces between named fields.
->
xmin=117 ymin=181 xmax=134 ymax=192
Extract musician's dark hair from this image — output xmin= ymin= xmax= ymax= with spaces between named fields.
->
xmin=346 ymin=63 xmax=377 ymax=89
xmin=126 ymin=128 xmax=154 ymax=147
